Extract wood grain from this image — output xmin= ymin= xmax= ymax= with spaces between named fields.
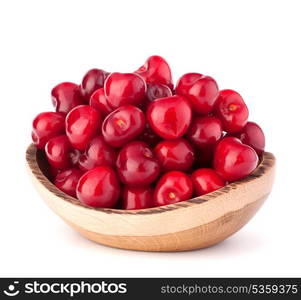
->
xmin=26 ymin=143 xmax=276 ymax=251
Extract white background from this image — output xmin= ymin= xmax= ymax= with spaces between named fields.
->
xmin=0 ymin=0 xmax=300 ymax=277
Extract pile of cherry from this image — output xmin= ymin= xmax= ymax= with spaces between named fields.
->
xmin=31 ymin=56 xmax=265 ymax=209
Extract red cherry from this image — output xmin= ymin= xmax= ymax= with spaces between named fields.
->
xmin=102 ymin=105 xmax=145 ymax=147
xmin=78 ymin=136 xmax=117 ymax=171
xmin=51 ymin=82 xmax=84 ymax=114
xmin=214 ymin=89 xmax=249 ymax=133
xmin=66 ymin=105 xmax=102 ymax=151
xmin=32 ymin=112 xmax=65 ymax=149
xmin=231 ymin=121 xmax=265 ymax=156
xmin=116 ymin=141 xmax=160 ymax=186
xmin=213 ymin=137 xmax=259 ymax=181
xmin=54 ymin=168 xmax=83 ymax=198
xmin=89 ymin=88 xmax=113 ymax=116
xmin=45 ymin=135 xmax=72 ymax=170
xmin=192 ymin=168 xmax=226 ymax=196
xmin=187 ymin=116 xmax=223 ymax=148
xmin=80 ymin=68 xmax=109 ymax=101
xmin=146 ymin=95 xmax=192 ymax=139
xmin=76 ymin=166 xmax=120 ymax=208
xmin=153 ymin=171 xmax=193 ymax=206
xmin=154 ymin=138 xmax=195 ymax=171
xmin=104 ymin=72 xmax=146 ymax=109
xmin=135 ymin=55 xmax=173 ymax=89
xmin=122 ymin=186 xmax=154 ymax=209
xmin=146 ymin=83 xmax=172 ymax=102
xmin=138 ymin=123 xmax=161 ymax=147
xmin=176 ymin=73 xmax=219 ymax=114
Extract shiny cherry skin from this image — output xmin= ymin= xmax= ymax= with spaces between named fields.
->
xmin=122 ymin=186 xmax=154 ymax=209
xmin=104 ymin=72 xmax=146 ymax=109
xmin=116 ymin=141 xmax=160 ymax=186
xmin=54 ymin=168 xmax=83 ymax=198
xmin=138 ymin=123 xmax=161 ymax=147
xmin=76 ymin=166 xmax=120 ymax=208
xmin=80 ymin=68 xmax=109 ymax=101
xmin=135 ymin=55 xmax=173 ymax=89
xmin=66 ymin=105 xmax=102 ymax=151
xmin=89 ymin=88 xmax=113 ymax=117
xmin=154 ymin=138 xmax=195 ymax=171
xmin=213 ymin=137 xmax=259 ymax=182
xmin=176 ymin=73 xmax=219 ymax=115
xmin=32 ymin=112 xmax=65 ymax=149
xmin=153 ymin=171 xmax=193 ymax=206
xmin=45 ymin=135 xmax=72 ymax=170
xmin=214 ymin=89 xmax=249 ymax=133
xmin=102 ymin=105 xmax=145 ymax=147
xmin=192 ymin=168 xmax=226 ymax=196
xmin=145 ymin=82 xmax=172 ymax=102
xmin=231 ymin=121 xmax=265 ymax=156
xmin=51 ymin=82 xmax=84 ymax=114
xmin=187 ymin=116 xmax=223 ymax=148
xmin=78 ymin=136 xmax=117 ymax=171
xmin=146 ymin=95 xmax=192 ymax=139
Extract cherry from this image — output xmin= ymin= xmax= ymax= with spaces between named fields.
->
xmin=76 ymin=166 xmax=120 ymax=208
xmin=78 ymin=136 xmax=117 ymax=171
xmin=32 ymin=112 xmax=65 ymax=149
xmin=104 ymin=72 xmax=146 ymax=109
xmin=89 ymin=88 xmax=113 ymax=117
xmin=102 ymin=105 xmax=145 ymax=147
xmin=116 ymin=141 xmax=160 ymax=186
xmin=80 ymin=68 xmax=109 ymax=101
xmin=138 ymin=123 xmax=161 ymax=147
xmin=192 ymin=168 xmax=226 ymax=196
xmin=135 ymin=55 xmax=173 ymax=89
xmin=154 ymin=138 xmax=195 ymax=171
xmin=146 ymin=95 xmax=192 ymax=139
xmin=213 ymin=137 xmax=259 ymax=181
xmin=122 ymin=186 xmax=154 ymax=210
xmin=214 ymin=89 xmax=249 ymax=133
xmin=54 ymin=168 xmax=83 ymax=198
xmin=145 ymin=83 xmax=172 ymax=102
xmin=51 ymin=82 xmax=84 ymax=114
xmin=65 ymin=105 xmax=102 ymax=151
xmin=231 ymin=121 xmax=265 ymax=156
xmin=153 ymin=171 xmax=193 ymax=206
xmin=45 ymin=135 xmax=72 ymax=170
xmin=186 ymin=116 xmax=223 ymax=149
xmin=176 ymin=73 xmax=219 ymax=114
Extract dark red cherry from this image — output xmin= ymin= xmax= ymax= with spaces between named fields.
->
xmin=66 ymin=105 xmax=102 ymax=151
xmin=154 ymin=138 xmax=195 ymax=171
xmin=45 ymin=135 xmax=72 ymax=170
xmin=135 ymin=55 xmax=173 ymax=89
xmin=102 ymin=105 xmax=145 ymax=147
xmin=89 ymin=88 xmax=113 ymax=117
xmin=78 ymin=136 xmax=117 ymax=171
xmin=146 ymin=83 xmax=172 ymax=102
xmin=104 ymin=72 xmax=146 ymax=109
xmin=192 ymin=168 xmax=226 ymax=196
xmin=153 ymin=171 xmax=193 ymax=206
xmin=214 ymin=89 xmax=249 ymax=133
xmin=231 ymin=121 xmax=265 ymax=155
xmin=116 ymin=141 xmax=160 ymax=186
xmin=122 ymin=186 xmax=154 ymax=210
xmin=138 ymin=123 xmax=161 ymax=147
xmin=176 ymin=73 xmax=219 ymax=115
xmin=187 ymin=116 xmax=223 ymax=148
xmin=51 ymin=82 xmax=84 ymax=114
xmin=213 ymin=137 xmax=259 ymax=181
xmin=32 ymin=112 xmax=65 ymax=149
xmin=76 ymin=166 xmax=120 ymax=208
xmin=54 ymin=168 xmax=83 ymax=198
xmin=80 ymin=68 xmax=109 ymax=101
xmin=146 ymin=95 xmax=192 ymax=139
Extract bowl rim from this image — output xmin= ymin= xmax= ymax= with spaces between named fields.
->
xmin=26 ymin=143 xmax=275 ymax=215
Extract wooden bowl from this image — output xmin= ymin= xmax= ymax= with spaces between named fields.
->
xmin=26 ymin=144 xmax=276 ymax=252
